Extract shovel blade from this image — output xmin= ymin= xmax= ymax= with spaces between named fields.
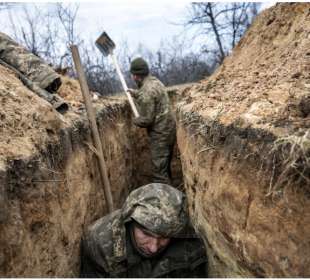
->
xmin=95 ymin=31 xmax=116 ymax=56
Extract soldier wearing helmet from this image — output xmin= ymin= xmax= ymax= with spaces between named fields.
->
xmin=128 ymin=58 xmax=176 ymax=185
xmin=80 ymin=183 xmax=208 ymax=277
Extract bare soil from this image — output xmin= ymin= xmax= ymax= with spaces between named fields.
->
xmin=0 ymin=59 xmax=183 ymax=276
xmin=183 ymin=3 xmax=310 ymax=133
xmin=0 ymin=65 xmax=127 ymax=170
xmin=2 ymin=3 xmax=309 ymax=277
xmin=176 ymin=3 xmax=310 ymax=277
xmin=0 ymin=65 xmax=65 ymax=166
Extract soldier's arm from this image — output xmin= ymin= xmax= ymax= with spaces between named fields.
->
xmin=80 ymin=236 xmax=111 ymax=278
xmin=189 ymin=261 xmax=208 ymax=278
xmin=186 ymin=237 xmax=208 ymax=278
xmin=133 ymin=89 xmax=156 ymax=128
xmin=80 ymin=254 xmax=110 ymax=278
xmin=127 ymin=88 xmax=138 ymax=98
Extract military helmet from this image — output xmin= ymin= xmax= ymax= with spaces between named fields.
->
xmin=121 ymin=183 xmax=188 ymax=237
xmin=130 ymin=57 xmax=149 ymax=76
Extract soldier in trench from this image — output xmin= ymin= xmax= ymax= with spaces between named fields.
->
xmin=80 ymin=183 xmax=208 ymax=277
xmin=0 ymin=32 xmax=62 ymax=93
xmin=0 ymin=32 xmax=68 ymax=114
xmin=128 ymin=58 xmax=176 ymax=185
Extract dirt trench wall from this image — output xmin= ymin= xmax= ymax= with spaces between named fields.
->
xmin=2 ymin=4 xmax=309 ymax=276
xmin=0 ymin=104 xmax=134 ymax=276
xmin=177 ymin=117 xmax=310 ymax=277
xmin=0 ymin=81 xmax=184 ymax=277
xmin=175 ymin=3 xmax=310 ymax=277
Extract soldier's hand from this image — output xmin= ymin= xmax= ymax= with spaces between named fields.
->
xmin=133 ymin=117 xmax=143 ymax=127
xmin=127 ymin=88 xmax=138 ymax=98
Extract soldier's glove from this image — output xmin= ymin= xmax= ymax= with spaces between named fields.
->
xmin=133 ymin=116 xmax=150 ymax=128
xmin=127 ymin=88 xmax=138 ymax=98
xmin=133 ymin=117 xmax=143 ymax=127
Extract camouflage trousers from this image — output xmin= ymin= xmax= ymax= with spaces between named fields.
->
xmin=150 ymin=134 xmax=176 ymax=185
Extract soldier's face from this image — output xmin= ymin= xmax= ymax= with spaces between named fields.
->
xmin=132 ymin=74 xmax=143 ymax=88
xmin=133 ymin=226 xmax=170 ymax=256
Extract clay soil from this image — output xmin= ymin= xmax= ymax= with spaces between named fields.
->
xmin=178 ymin=3 xmax=310 ymax=193
xmin=0 ymin=58 xmax=184 ymax=276
xmin=0 ymin=65 xmax=127 ymax=169
xmin=0 ymin=65 xmax=65 ymax=167
xmin=183 ymin=3 xmax=310 ymax=134
xmin=176 ymin=3 xmax=310 ymax=277
xmin=0 ymin=63 xmax=185 ymax=276
xmin=1 ymin=2 xmax=309 ymax=277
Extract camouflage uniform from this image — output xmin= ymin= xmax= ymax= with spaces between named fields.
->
xmin=132 ymin=75 xmax=176 ymax=184
xmin=81 ymin=183 xmax=208 ymax=278
xmin=0 ymin=32 xmax=61 ymax=92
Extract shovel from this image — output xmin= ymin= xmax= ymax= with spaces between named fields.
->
xmin=95 ymin=31 xmax=139 ymax=118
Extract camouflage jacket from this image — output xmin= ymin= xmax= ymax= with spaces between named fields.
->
xmin=82 ymin=184 xmax=208 ymax=278
xmin=82 ymin=210 xmax=207 ymax=278
xmin=0 ymin=32 xmax=61 ymax=91
xmin=132 ymin=75 xmax=176 ymax=144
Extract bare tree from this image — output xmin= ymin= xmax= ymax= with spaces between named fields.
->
xmin=6 ymin=3 xmax=81 ymax=69
xmin=77 ymin=34 xmax=212 ymax=96
xmin=7 ymin=4 xmax=60 ymax=61
xmin=186 ymin=2 xmax=260 ymax=64
xmin=3 ymin=3 xmax=213 ymax=95
xmin=56 ymin=3 xmax=81 ymax=69
xmin=80 ymin=39 xmax=122 ymax=94
xmin=56 ymin=3 xmax=80 ymax=46
xmin=124 ymin=36 xmax=211 ymax=87
xmin=225 ymin=3 xmax=259 ymax=48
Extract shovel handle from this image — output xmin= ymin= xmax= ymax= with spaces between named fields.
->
xmin=110 ymin=53 xmax=140 ymax=118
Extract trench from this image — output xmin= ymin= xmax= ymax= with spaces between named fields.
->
xmin=2 ymin=3 xmax=310 ymax=277
xmin=1 ymin=80 xmax=310 ymax=277
xmin=0 ymin=86 xmax=185 ymax=277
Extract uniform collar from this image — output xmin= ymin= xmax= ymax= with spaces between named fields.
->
xmin=126 ymin=227 xmax=143 ymax=266
xmin=111 ymin=217 xmax=127 ymax=262
xmin=111 ymin=220 xmax=144 ymax=268
xmin=140 ymin=74 xmax=152 ymax=88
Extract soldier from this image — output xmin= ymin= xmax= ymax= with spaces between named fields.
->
xmin=128 ymin=58 xmax=176 ymax=184
xmin=80 ymin=183 xmax=208 ymax=278
xmin=0 ymin=32 xmax=61 ymax=93
xmin=0 ymin=32 xmax=68 ymax=113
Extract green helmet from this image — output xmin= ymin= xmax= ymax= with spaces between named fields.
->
xmin=130 ymin=57 xmax=149 ymax=76
xmin=121 ymin=183 xmax=188 ymax=237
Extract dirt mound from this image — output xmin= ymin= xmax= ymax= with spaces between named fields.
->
xmin=179 ymin=2 xmax=310 ymax=193
xmin=0 ymin=62 xmax=128 ymax=169
xmin=57 ymin=75 xmax=84 ymax=108
xmin=0 ymin=65 xmax=66 ymax=166
xmin=185 ymin=3 xmax=310 ymax=134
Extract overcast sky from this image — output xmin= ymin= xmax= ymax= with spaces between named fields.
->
xmin=77 ymin=0 xmax=191 ymax=50
xmin=0 ymin=1 xmax=276 ymax=54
